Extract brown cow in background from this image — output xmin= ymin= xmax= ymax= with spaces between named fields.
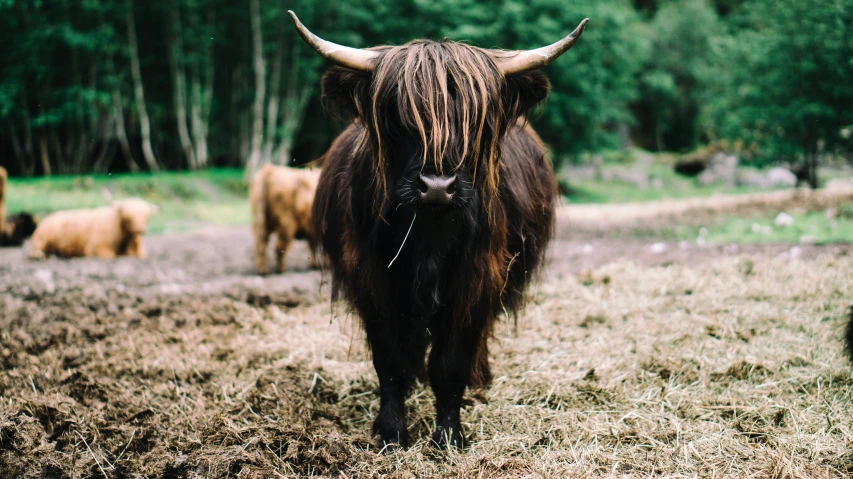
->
xmin=29 ymin=198 xmax=158 ymax=259
xmin=249 ymin=164 xmax=321 ymax=274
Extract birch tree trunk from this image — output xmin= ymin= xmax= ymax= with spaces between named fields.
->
xmin=112 ymin=89 xmax=140 ymax=172
xmin=126 ymin=0 xmax=159 ymax=172
xmin=168 ymin=0 xmax=198 ymax=170
xmin=274 ymin=48 xmax=314 ymax=165
xmin=39 ymin=134 xmax=52 ymax=177
xmin=245 ymin=0 xmax=266 ymax=176
xmin=187 ymin=1 xmax=213 ymax=169
xmin=262 ymin=41 xmax=283 ymax=165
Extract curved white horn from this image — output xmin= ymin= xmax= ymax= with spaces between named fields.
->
xmin=497 ymin=18 xmax=589 ymax=75
xmin=288 ymin=11 xmax=380 ymax=73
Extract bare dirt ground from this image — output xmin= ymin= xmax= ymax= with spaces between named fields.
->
xmin=1 ymin=217 xmax=852 ymax=477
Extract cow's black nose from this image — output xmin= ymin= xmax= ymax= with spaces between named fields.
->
xmin=418 ymin=174 xmax=457 ymax=204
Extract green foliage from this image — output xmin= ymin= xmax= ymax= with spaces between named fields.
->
xmin=639 ymin=0 xmax=720 ymax=151
xmin=0 ymin=0 xmax=850 ymax=176
xmin=702 ymin=0 xmax=853 ymax=165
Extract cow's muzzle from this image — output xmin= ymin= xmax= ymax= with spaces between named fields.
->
xmin=417 ymin=173 xmax=457 ymax=205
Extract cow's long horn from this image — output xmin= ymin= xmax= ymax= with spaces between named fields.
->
xmin=496 ymin=18 xmax=589 ymax=75
xmin=288 ymin=11 xmax=379 ymax=73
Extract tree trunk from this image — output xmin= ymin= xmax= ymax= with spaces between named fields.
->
xmin=39 ymin=134 xmax=52 ymax=177
xmin=112 ymin=89 xmax=139 ymax=172
xmin=8 ymin=125 xmax=26 ymax=171
xmin=168 ymin=0 xmax=198 ymax=170
xmin=50 ymin=129 xmax=65 ymax=173
xmin=245 ymin=0 xmax=266 ymax=176
xmin=126 ymin=0 xmax=159 ymax=172
xmin=21 ymin=98 xmax=34 ymax=168
xmin=808 ymin=144 xmax=819 ymax=190
xmin=187 ymin=0 xmax=213 ymax=170
xmin=275 ymin=48 xmax=313 ymax=165
xmin=262 ymin=41 xmax=283 ymax=165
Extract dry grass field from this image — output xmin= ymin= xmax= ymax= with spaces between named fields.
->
xmin=1 ymin=200 xmax=852 ymax=478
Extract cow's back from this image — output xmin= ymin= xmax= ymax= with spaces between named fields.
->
xmin=33 ymin=207 xmax=120 ymax=257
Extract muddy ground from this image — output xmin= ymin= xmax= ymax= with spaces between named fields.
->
xmin=1 ymin=223 xmax=852 ymax=478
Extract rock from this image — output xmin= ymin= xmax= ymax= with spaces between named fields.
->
xmin=739 ymin=167 xmax=797 ymax=188
xmin=766 ymin=167 xmax=797 ymax=187
xmin=799 ymin=235 xmax=817 ymax=245
xmin=826 ymin=177 xmax=853 ymax=191
xmin=698 ymin=153 xmax=739 ymax=187
xmin=778 ymin=246 xmax=802 ymax=260
xmin=751 ymin=223 xmax=772 ymax=234
xmin=696 ymin=227 xmax=709 ymax=247
xmin=581 ymin=244 xmax=594 ymax=255
xmin=649 ymin=242 xmax=667 ymax=254
xmin=774 ymin=212 xmax=795 ymax=227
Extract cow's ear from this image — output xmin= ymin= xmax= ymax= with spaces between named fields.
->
xmin=322 ymin=66 xmax=373 ymax=120
xmin=503 ymin=70 xmax=551 ymax=121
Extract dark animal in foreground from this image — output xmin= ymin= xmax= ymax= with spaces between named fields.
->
xmin=0 ymin=213 xmax=38 ymax=247
xmin=290 ymin=11 xmax=588 ymax=449
xmin=249 ymin=164 xmax=321 ymax=274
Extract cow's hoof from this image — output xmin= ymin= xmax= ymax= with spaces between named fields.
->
xmin=373 ymin=418 xmax=408 ymax=452
xmin=376 ymin=437 xmax=406 ymax=454
xmin=432 ymin=424 xmax=465 ymax=449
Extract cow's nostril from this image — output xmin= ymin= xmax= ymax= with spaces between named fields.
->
xmin=446 ymin=175 xmax=457 ymax=195
xmin=417 ymin=175 xmax=429 ymax=194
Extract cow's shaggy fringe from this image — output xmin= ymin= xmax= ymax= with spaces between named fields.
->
xmin=323 ymin=41 xmax=546 ymax=216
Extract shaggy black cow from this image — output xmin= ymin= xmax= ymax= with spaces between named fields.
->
xmin=290 ymin=11 xmax=588 ymax=449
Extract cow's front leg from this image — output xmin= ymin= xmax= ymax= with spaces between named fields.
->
xmin=428 ymin=325 xmax=484 ymax=449
xmin=365 ymin=319 xmax=409 ymax=450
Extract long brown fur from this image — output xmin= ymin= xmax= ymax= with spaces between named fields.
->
xmin=249 ymin=164 xmax=321 ymax=274
xmin=29 ymin=199 xmax=158 ymax=260
xmin=312 ymin=37 xmax=560 ymax=449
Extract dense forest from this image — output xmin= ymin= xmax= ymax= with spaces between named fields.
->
xmin=0 ymin=0 xmax=850 ymax=177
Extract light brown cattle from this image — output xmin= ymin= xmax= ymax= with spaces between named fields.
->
xmin=29 ymin=198 xmax=159 ymax=260
xmin=249 ymin=164 xmax=321 ymax=274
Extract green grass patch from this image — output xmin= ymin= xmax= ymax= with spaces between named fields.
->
xmin=5 ymin=169 xmax=250 ymax=234
xmin=561 ymin=162 xmax=776 ymax=204
xmin=657 ymin=209 xmax=853 ymax=245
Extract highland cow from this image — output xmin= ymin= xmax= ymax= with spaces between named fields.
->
xmin=249 ymin=164 xmax=321 ymax=274
xmin=29 ymin=199 xmax=158 ymax=260
xmin=290 ymin=11 xmax=588 ymax=449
